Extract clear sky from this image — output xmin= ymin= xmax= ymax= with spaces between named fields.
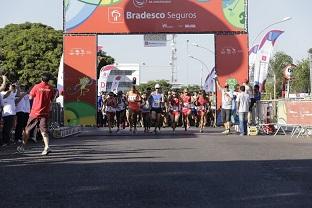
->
xmin=1 ymin=0 xmax=311 ymax=85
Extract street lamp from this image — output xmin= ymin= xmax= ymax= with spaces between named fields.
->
xmin=191 ymin=43 xmax=215 ymax=54
xmin=250 ymin=16 xmax=292 ymax=46
xmin=188 ymin=55 xmax=209 ymax=88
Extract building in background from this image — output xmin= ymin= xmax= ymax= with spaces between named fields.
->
xmin=106 ymin=63 xmax=140 ymax=93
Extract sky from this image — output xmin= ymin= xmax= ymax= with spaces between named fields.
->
xmin=0 ymin=0 xmax=311 ymax=85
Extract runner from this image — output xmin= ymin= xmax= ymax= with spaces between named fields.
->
xmin=141 ymin=91 xmax=151 ymax=133
xmin=126 ymin=85 xmax=141 ymax=133
xmin=168 ymin=90 xmax=181 ymax=134
xmin=196 ymin=90 xmax=210 ymax=133
xmin=149 ymin=84 xmax=164 ymax=134
xmin=17 ymin=72 xmax=55 ymax=155
xmin=180 ymin=89 xmax=192 ymax=131
xmin=191 ymin=91 xmax=198 ymax=127
xmin=103 ymin=91 xmax=117 ymax=133
xmin=116 ymin=90 xmax=127 ymax=132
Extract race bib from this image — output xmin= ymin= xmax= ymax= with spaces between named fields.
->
xmin=183 ymin=103 xmax=190 ymax=108
xmin=128 ymin=95 xmax=136 ymax=102
xmin=171 ymin=106 xmax=179 ymax=111
xmin=197 ymin=106 xmax=205 ymax=111
xmin=106 ymin=106 xmax=116 ymax=112
xmin=152 ymin=100 xmax=160 ymax=108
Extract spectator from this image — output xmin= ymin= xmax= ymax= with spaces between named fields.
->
xmin=237 ymin=85 xmax=250 ymax=136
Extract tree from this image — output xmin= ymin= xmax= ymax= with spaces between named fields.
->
xmin=268 ymin=51 xmax=293 ymax=98
xmin=291 ymin=59 xmax=310 ymax=93
xmin=138 ymin=80 xmax=172 ymax=93
xmin=0 ymin=22 xmax=63 ymax=85
xmin=97 ymin=50 xmax=114 ymax=79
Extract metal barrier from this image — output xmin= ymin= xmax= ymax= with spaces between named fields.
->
xmin=257 ymin=100 xmax=276 ymax=134
xmin=257 ymin=99 xmax=312 ymax=137
xmin=275 ymin=99 xmax=312 ymax=138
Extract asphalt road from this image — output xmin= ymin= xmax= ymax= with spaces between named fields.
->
xmin=1 ymin=127 xmax=312 ymax=208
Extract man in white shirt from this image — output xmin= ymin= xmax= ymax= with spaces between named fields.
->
xmin=216 ymin=78 xmax=233 ymax=134
xmin=237 ymin=85 xmax=250 ymax=136
xmin=1 ymin=83 xmax=17 ymax=146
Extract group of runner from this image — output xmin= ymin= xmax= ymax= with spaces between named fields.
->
xmin=98 ymin=84 xmax=216 ymax=134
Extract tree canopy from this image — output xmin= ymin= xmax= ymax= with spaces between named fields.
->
xmin=0 ymin=22 xmax=63 ymax=85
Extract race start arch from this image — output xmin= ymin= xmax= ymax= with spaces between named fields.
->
xmin=63 ymin=0 xmax=249 ymax=125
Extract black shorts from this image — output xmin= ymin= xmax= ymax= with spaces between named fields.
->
xmin=151 ymin=108 xmax=162 ymax=114
xmin=221 ymin=109 xmax=231 ymax=123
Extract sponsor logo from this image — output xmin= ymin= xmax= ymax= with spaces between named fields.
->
xmin=133 ymin=0 xmax=147 ymax=8
xmin=108 ymin=7 xmax=124 ymax=23
xmin=69 ymin=48 xmax=92 ymax=56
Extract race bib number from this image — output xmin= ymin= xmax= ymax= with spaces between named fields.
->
xmin=152 ymin=100 xmax=160 ymax=108
xmin=171 ymin=106 xmax=179 ymax=111
xmin=128 ymin=95 xmax=136 ymax=102
xmin=197 ymin=106 xmax=205 ymax=111
xmin=106 ymin=106 xmax=115 ymax=112
xmin=183 ymin=103 xmax=190 ymax=108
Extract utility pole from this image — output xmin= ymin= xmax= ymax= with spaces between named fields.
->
xmin=309 ymin=50 xmax=312 ymax=95
xmin=170 ymin=34 xmax=177 ymax=84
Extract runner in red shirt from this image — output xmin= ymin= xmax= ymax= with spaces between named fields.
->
xmin=196 ymin=90 xmax=210 ymax=133
xmin=168 ymin=91 xmax=181 ymax=133
xmin=17 ymin=73 xmax=55 ymax=155
xmin=180 ymin=89 xmax=192 ymax=131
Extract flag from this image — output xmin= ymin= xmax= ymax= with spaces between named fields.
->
xmin=57 ymin=54 xmax=64 ymax=93
xmin=249 ymin=44 xmax=259 ymax=68
xmin=203 ymin=67 xmax=216 ymax=93
xmin=98 ymin=65 xmax=115 ymax=94
xmin=110 ymin=75 xmax=122 ymax=93
xmin=254 ymin=30 xmax=284 ymax=91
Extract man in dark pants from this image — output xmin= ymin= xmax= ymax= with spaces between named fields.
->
xmin=15 ymin=85 xmax=30 ymax=143
xmin=17 ymin=73 xmax=55 ymax=155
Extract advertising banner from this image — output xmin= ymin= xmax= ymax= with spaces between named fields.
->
xmin=253 ymin=30 xmax=284 ymax=91
xmin=215 ymin=33 xmax=249 ymax=109
xmin=110 ymin=75 xmax=122 ymax=93
xmin=144 ymin=34 xmax=167 ymax=47
xmin=98 ymin=65 xmax=115 ymax=93
xmin=64 ymin=35 xmax=97 ymax=126
xmin=277 ymin=100 xmax=312 ymax=126
xmin=64 ymin=0 xmax=247 ymax=34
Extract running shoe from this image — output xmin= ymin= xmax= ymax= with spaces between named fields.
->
xmin=17 ymin=145 xmax=25 ymax=153
xmin=41 ymin=148 xmax=51 ymax=156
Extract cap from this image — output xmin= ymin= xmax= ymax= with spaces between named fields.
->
xmin=155 ymin=83 xmax=160 ymax=89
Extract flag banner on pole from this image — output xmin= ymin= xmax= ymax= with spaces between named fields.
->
xmin=254 ymin=30 xmax=284 ymax=91
xmin=203 ymin=67 xmax=216 ymax=93
xmin=110 ymin=75 xmax=122 ymax=93
xmin=98 ymin=65 xmax=115 ymax=93
xmin=57 ymin=54 xmax=64 ymax=93
xmin=248 ymin=44 xmax=259 ymax=68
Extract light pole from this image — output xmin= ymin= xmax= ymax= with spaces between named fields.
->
xmin=309 ymin=49 xmax=312 ymax=95
xmin=191 ymin=43 xmax=215 ymax=54
xmin=250 ymin=16 xmax=292 ymax=46
xmin=189 ymin=55 xmax=209 ymax=88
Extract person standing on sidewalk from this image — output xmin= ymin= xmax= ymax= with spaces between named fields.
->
xmin=17 ymin=73 xmax=55 ymax=155
xmin=236 ymin=85 xmax=250 ymax=136
xmin=1 ymin=83 xmax=18 ymax=146
xmin=216 ymin=77 xmax=233 ymax=135
xmin=14 ymin=85 xmax=30 ymax=143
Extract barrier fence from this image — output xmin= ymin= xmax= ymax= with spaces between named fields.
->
xmin=257 ymin=99 xmax=312 ymax=137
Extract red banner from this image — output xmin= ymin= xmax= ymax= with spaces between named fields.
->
xmin=64 ymin=35 xmax=97 ymax=125
xmin=64 ymin=0 xmax=247 ymax=34
xmin=215 ymin=33 xmax=249 ymax=109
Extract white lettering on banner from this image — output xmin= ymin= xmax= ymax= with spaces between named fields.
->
xmin=126 ymin=11 xmax=197 ymax=21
